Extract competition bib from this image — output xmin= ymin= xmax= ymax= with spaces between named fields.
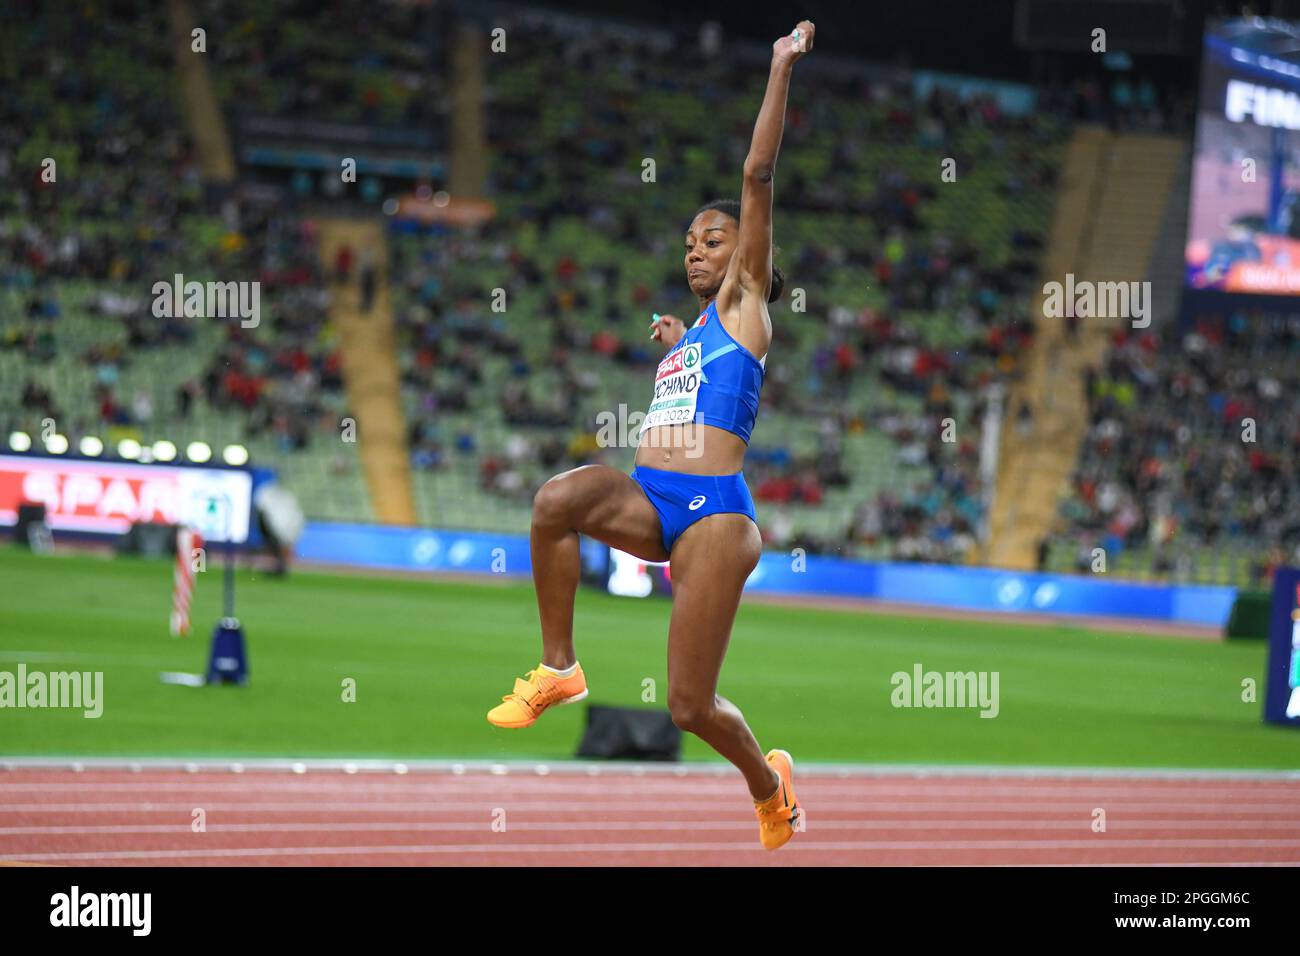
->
xmin=640 ymin=341 xmax=702 ymax=434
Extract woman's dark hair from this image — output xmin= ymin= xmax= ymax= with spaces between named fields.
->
xmin=691 ymin=199 xmax=785 ymax=304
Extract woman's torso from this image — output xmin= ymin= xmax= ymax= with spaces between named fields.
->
xmin=634 ymin=301 xmax=767 ymax=474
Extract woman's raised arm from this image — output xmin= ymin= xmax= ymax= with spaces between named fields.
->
xmin=734 ymin=20 xmax=815 ymax=302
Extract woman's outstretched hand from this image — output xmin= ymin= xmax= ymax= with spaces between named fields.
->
xmin=772 ymin=20 xmax=815 ymax=68
xmin=649 ymin=312 xmax=686 ymax=348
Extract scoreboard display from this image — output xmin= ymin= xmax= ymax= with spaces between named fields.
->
xmin=1186 ymin=18 xmax=1300 ymax=295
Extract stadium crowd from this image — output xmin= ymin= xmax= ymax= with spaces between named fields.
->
xmin=3 ymin=2 xmax=1067 ymax=568
xmin=1051 ymin=307 xmax=1300 ymax=583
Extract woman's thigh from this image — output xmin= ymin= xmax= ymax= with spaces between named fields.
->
xmin=664 ymin=513 xmax=762 ymax=709
xmin=534 ymin=464 xmax=669 ymax=563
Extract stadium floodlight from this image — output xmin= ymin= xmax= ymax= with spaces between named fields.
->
xmin=79 ymin=436 xmax=104 ymax=457
xmin=8 ymin=431 xmax=32 ymax=452
xmin=153 ymin=440 xmax=178 ymax=462
xmin=117 ymin=438 xmax=142 ymax=460
xmin=223 ymin=444 xmax=250 ymax=466
xmin=45 ymin=434 xmax=69 ymax=455
xmin=187 ymin=441 xmax=212 ymax=463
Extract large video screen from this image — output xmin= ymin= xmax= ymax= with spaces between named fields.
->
xmin=1187 ymin=18 xmax=1300 ymax=294
xmin=0 ymin=455 xmax=254 ymax=543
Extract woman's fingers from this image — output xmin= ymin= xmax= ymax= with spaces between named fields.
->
xmin=781 ymin=20 xmax=814 ymax=59
xmin=649 ymin=312 xmax=685 ymax=343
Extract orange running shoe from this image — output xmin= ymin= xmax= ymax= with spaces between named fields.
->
xmin=753 ymin=749 xmax=801 ymax=850
xmin=486 ymin=663 xmax=589 ymax=728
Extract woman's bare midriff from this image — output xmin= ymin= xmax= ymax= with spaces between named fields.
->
xmin=634 ymin=422 xmax=748 ymax=474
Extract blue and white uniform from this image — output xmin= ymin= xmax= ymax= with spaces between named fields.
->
xmin=631 ymin=301 xmax=766 ymax=553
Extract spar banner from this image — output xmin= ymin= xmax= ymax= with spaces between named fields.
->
xmin=0 ymin=455 xmax=253 ymax=543
xmin=1187 ymin=18 xmax=1300 ymax=294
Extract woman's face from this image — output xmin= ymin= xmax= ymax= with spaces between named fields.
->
xmin=684 ymin=210 xmax=736 ymax=297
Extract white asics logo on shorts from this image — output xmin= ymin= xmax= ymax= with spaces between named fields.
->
xmin=688 ymin=495 xmax=707 ymax=511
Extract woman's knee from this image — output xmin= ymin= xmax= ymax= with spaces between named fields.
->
xmin=667 ymin=690 xmax=716 ymax=733
xmin=532 ymin=471 xmax=579 ymax=531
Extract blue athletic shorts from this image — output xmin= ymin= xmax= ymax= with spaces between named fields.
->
xmin=629 ymin=465 xmax=758 ymax=555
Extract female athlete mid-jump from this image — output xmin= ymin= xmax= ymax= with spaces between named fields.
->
xmin=488 ymin=20 xmax=815 ymax=850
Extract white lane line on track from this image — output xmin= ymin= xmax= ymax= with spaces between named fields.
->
xmin=4 ymin=819 xmax=1300 ymax=836
xmin=5 ymin=800 xmax=1298 ymax=813
xmin=4 ymin=758 xmax=1298 ymax=781
xmin=4 ymin=780 xmax=1298 ymax=797
xmin=5 ymin=840 xmax=1300 ymax=862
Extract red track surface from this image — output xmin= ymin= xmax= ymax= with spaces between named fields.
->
xmin=2 ymin=767 xmax=1298 ymax=866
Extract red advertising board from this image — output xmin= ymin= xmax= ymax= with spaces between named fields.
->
xmin=0 ymin=455 xmax=253 ymax=542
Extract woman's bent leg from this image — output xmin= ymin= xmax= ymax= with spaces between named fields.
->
xmin=530 ymin=464 xmax=668 ymax=669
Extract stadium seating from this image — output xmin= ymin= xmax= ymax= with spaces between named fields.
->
xmin=2 ymin=2 xmax=1064 ymax=564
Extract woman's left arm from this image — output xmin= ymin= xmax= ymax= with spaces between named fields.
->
xmin=734 ymin=21 xmax=814 ymax=302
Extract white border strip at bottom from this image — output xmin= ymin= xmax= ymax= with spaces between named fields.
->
xmin=1 ymin=756 xmax=1298 ymax=781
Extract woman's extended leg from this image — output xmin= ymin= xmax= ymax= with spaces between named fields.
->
xmin=662 ymin=513 xmax=778 ymax=800
xmin=530 ymin=464 xmax=669 ymax=670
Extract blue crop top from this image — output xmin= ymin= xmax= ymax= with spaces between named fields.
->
xmin=639 ymin=301 xmax=767 ymax=444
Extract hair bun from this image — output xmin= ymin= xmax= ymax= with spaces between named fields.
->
xmin=768 ymin=264 xmax=786 ymax=304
